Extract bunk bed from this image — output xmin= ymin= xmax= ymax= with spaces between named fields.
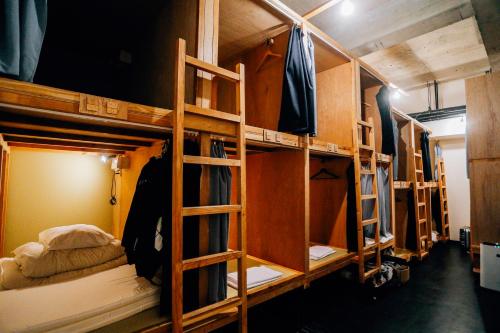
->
xmin=0 ymin=0 xmax=446 ymax=331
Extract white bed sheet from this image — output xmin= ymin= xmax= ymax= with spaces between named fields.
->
xmin=0 ymin=264 xmax=160 ymax=333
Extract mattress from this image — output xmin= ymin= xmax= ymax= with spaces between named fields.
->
xmin=0 ymin=264 xmax=160 ymax=333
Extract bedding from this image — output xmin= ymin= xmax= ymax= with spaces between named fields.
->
xmin=14 ymin=239 xmax=124 ymax=278
xmin=0 ymin=263 xmax=160 ymax=333
xmin=39 ymin=224 xmax=114 ymax=250
xmin=0 ymin=255 xmax=127 ymax=290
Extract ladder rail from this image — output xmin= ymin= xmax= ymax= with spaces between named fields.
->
xmin=171 ymin=38 xmax=247 ymax=333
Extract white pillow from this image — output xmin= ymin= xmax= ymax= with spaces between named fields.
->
xmin=39 ymin=224 xmax=114 ymax=250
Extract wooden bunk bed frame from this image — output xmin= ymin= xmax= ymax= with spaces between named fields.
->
xmin=0 ymin=0 xmax=445 ymax=331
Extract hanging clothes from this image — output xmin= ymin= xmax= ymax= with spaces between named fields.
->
xmin=122 ymin=137 xmax=201 ymax=314
xmin=361 ymin=165 xmax=376 ymax=239
xmin=376 ymin=86 xmax=399 ymax=180
xmin=207 ymin=141 xmax=232 ymax=304
xmin=434 ymin=142 xmax=442 ymax=181
xmin=420 ymin=131 xmax=432 ymax=181
xmin=278 ymin=24 xmax=317 ymax=136
xmin=432 ymin=190 xmax=443 ymax=235
xmin=0 ymin=0 xmax=47 ymax=81
xmin=377 ymin=166 xmax=391 ymax=237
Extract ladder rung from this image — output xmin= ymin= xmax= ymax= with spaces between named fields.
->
xmin=361 ymin=194 xmax=377 ymax=200
xmin=363 ymin=243 xmax=379 ymax=252
xmin=420 ymin=235 xmax=428 ymax=240
xmin=415 ymin=170 xmax=423 ymax=173
xmin=360 ymin=169 xmax=375 ymax=175
xmin=357 ymin=119 xmax=373 ymax=128
xmin=418 ymin=203 xmax=425 ymax=207
xmin=362 ymin=218 xmax=378 ymax=226
xmin=419 ymin=218 xmax=427 ymax=224
xmin=364 ymin=267 xmax=380 ymax=279
xmin=182 ymin=250 xmax=242 ymax=271
xmin=444 ymin=224 xmax=450 ymax=228
xmin=443 ymin=210 xmax=448 ymax=214
xmin=442 ymin=185 xmax=447 ymax=189
xmin=183 ymin=155 xmax=241 ymax=167
xmin=185 ymin=103 xmax=241 ymax=123
xmin=182 ymin=296 xmax=242 ymax=327
xmin=185 ymin=55 xmax=240 ymax=82
xmin=182 ymin=204 xmax=242 ymax=216
xmin=359 ymin=144 xmax=374 ymax=151
xmin=414 ymin=153 xmax=422 ymax=158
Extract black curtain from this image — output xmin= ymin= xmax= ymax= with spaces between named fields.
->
xmin=432 ymin=190 xmax=443 ymax=234
xmin=421 ymin=131 xmax=432 ymax=181
xmin=208 ymin=141 xmax=231 ymax=304
xmin=278 ymin=24 xmax=317 ymax=136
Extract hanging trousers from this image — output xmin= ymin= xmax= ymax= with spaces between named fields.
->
xmin=207 ymin=142 xmax=231 ymax=304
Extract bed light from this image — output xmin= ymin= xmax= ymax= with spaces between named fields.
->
xmin=341 ymin=0 xmax=354 ymax=16
xmin=100 ymin=155 xmax=108 ymax=163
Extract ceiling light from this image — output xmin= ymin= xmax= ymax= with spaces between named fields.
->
xmin=101 ymin=155 xmax=108 ymax=163
xmin=341 ymin=0 xmax=354 ymax=16
xmin=391 ymin=91 xmax=401 ymax=100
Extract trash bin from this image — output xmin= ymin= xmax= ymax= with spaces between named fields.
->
xmin=480 ymin=242 xmax=500 ymax=292
xmin=460 ymin=226 xmax=471 ymax=252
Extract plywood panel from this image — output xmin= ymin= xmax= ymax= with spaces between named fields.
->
xmin=244 ymin=151 xmax=306 ymax=272
xmin=363 ymin=85 xmax=383 ymax=153
xmin=395 ymin=189 xmax=409 ymax=249
xmin=465 ymin=72 xmax=500 ymax=160
xmin=242 ymin=31 xmax=289 ymax=130
xmin=309 ymin=157 xmax=351 ymax=248
xmin=397 ymin=121 xmax=412 ymax=180
xmin=469 ymin=159 xmax=500 ymax=245
xmin=316 ymin=62 xmax=355 ymax=146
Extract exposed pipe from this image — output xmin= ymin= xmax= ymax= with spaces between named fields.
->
xmin=434 ymin=80 xmax=439 ymax=110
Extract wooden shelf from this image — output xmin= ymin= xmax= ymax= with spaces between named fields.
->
xmin=307 ymin=246 xmax=355 ymax=283
xmin=393 ymin=248 xmax=416 ymax=262
xmin=394 ymin=181 xmax=412 ymax=189
xmin=308 ymin=137 xmax=353 ymax=157
xmin=245 ymin=125 xmax=303 ymax=150
xmin=227 ymin=255 xmax=304 ymax=307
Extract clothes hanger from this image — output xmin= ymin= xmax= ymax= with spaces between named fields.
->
xmin=310 ymin=168 xmax=340 ymax=180
xmin=255 ymin=38 xmax=282 ymax=73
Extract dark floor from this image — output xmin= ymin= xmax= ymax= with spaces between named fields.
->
xmin=218 ymin=242 xmax=500 ymax=333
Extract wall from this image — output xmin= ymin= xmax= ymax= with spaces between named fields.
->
xmin=437 ymin=139 xmax=470 ymax=241
xmin=392 ymin=79 xmax=466 ymax=113
xmin=4 ymin=148 xmax=114 ymax=255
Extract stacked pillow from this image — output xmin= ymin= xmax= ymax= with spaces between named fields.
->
xmin=0 ymin=224 xmax=126 ymax=290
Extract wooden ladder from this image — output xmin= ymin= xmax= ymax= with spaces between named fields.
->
xmin=411 ymin=150 xmax=429 ymax=260
xmin=437 ymin=158 xmax=450 ymax=241
xmin=353 ymin=118 xmax=381 ymax=283
xmin=172 ymin=38 xmax=247 ymax=333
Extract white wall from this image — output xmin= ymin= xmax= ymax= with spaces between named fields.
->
xmin=392 ymin=79 xmax=466 ymax=113
xmin=426 ymin=117 xmax=466 ymax=138
xmin=4 ymin=148 xmax=114 ymax=255
xmin=437 ymin=139 xmax=470 ymax=241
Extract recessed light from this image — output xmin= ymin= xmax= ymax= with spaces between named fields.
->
xmin=341 ymin=0 xmax=354 ymax=16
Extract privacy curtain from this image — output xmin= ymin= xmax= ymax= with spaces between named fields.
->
xmin=376 ymin=86 xmax=399 ymax=179
xmin=208 ymin=141 xmax=231 ymax=304
xmin=420 ymin=131 xmax=432 ymax=181
xmin=0 ymin=0 xmax=47 ymax=81
xmin=278 ymin=24 xmax=317 ymax=136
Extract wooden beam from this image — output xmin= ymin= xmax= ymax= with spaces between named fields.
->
xmin=0 ymin=112 xmax=166 ymax=141
xmin=303 ymin=0 xmax=342 ymax=20
xmin=3 ymin=135 xmax=136 ymax=152
xmin=0 ymin=127 xmax=152 ymax=147
xmin=8 ymin=142 xmax=126 ymax=155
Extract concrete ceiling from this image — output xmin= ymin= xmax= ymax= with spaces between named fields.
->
xmin=280 ymin=0 xmax=498 ymax=89
xmin=360 ymin=17 xmax=490 ymax=89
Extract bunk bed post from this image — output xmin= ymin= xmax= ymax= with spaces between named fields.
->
xmin=304 ymin=134 xmax=311 ymax=279
xmin=172 ymin=38 xmax=187 ymax=333
xmin=235 ymin=62 xmax=248 ymax=333
xmin=0 ymin=137 xmax=11 ymax=258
